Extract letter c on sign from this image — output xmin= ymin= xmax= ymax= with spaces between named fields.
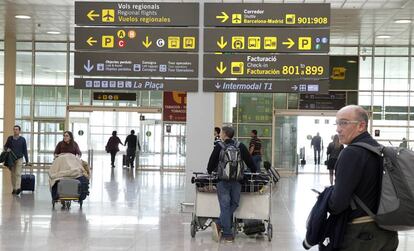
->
xmin=118 ymin=40 xmax=126 ymax=48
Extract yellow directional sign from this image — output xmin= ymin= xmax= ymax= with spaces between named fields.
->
xmin=232 ymin=36 xmax=245 ymax=49
xmin=87 ymin=10 xmax=99 ymax=21
xmin=264 ymin=37 xmax=277 ymax=50
xmin=142 ymin=36 xmax=152 ymax=48
xmin=102 ymin=36 xmax=114 ymax=48
xmin=217 ymin=36 xmax=227 ymax=49
xmin=298 ymin=37 xmax=312 ymax=50
xmin=216 ymin=62 xmax=227 ymax=74
xmin=86 ymin=37 xmax=97 ymax=46
xmin=216 ymin=12 xmax=229 ymax=23
xmin=117 ymin=30 xmax=126 ymax=39
xmin=232 ymin=14 xmax=242 ymax=24
xmin=168 ymin=37 xmax=180 ymax=49
xmin=285 ymin=14 xmax=296 ymax=24
xmin=282 ymin=38 xmax=295 ymax=49
xmin=102 ymin=9 xmax=115 ymax=22
xmin=183 ymin=37 xmax=195 ymax=49
xmin=248 ymin=37 xmax=261 ymax=50
xmin=231 ymin=62 xmax=244 ymax=75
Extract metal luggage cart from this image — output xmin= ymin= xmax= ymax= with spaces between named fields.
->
xmin=234 ymin=173 xmax=273 ymax=241
xmin=51 ymin=178 xmax=86 ymax=210
xmin=190 ymin=172 xmax=220 ymax=237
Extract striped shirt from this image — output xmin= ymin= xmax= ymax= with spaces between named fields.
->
xmin=249 ymin=136 xmax=262 ymax=156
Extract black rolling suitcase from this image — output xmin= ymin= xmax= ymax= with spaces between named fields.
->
xmin=21 ymin=174 xmax=35 ymax=192
xmin=263 ymin=161 xmax=280 ymax=183
xmin=122 ymin=154 xmax=128 ymax=167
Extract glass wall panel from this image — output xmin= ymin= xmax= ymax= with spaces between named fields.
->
xmin=385 ymin=57 xmax=408 ymax=78
xmin=384 ymin=78 xmax=408 ymax=91
xmin=359 ymin=57 xmax=372 ymax=79
xmin=34 ymin=52 xmax=66 ymax=85
xmin=150 ymin=91 xmax=162 ymax=107
xmin=16 ymin=85 xmax=32 ymax=118
xmin=359 ymin=78 xmax=371 ymax=90
xmin=69 ymin=52 xmax=74 ymax=86
xmin=238 ymin=93 xmax=272 ymax=123
xmin=16 ymin=42 xmax=32 ymax=50
xmin=36 ymin=42 xmax=67 ymax=51
xmin=34 ymin=86 xmax=66 ymax=117
xmin=68 ymin=86 xmax=81 ymax=105
xmin=374 ymin=57 xmax=385 ymax=78
xmin=16 ymin=52 xmax=32 ymax=85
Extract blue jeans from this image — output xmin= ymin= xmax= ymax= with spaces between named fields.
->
xmin=252 ymin=155 xmax=262 ymax=172
xmin=216 ymin=180 xmax=241 ymax=238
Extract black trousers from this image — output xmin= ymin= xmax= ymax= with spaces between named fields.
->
xmin=126 ymin=148 xmax=136 ymax=167
xmin=314 ymin=148 xmax=321 ymax=164
xmin=110 ymin=151 xmax=117 ymax=166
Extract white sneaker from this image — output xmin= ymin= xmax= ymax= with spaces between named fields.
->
xmin=211 ymin=222 xmax=221 ymax=242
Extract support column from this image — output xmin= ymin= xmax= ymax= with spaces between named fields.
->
xmin=184 ymin=1 xmax=214 ymax=203
xmin=3 ymin=7 xmax=16 ymax=144
xmin=214 ymin=93 xmax=223 ymax=127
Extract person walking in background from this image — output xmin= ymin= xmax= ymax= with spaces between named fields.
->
xmin=311 ymin=132 xmax=323 ymax=165
xmin=54 ymin=131 xmax=81 ymax=157
xmin=124 ymin=130 xmax=141 ymax=168
xmin=399 ymin=137 xmax=408 ymax=148
xmin=214 ymin=127 xmax=221 ymax=146
xmin=326 ymin=135 xmax=344 ymax=185
xmin=4 ymin=125 xmax=29 ymax=195
xmin=106 ymin=131 xmax=123 ymax=168
xmin=249 ymin=129 xmax=263 ymax=171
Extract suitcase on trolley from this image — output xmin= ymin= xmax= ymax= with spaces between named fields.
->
xmin=57 ymin=178 xmax=80 ymax=198
xmin=21 ymin=174 xmax=35 ymax=191
xmin=263 ymin=161 xmax=280 ymax=183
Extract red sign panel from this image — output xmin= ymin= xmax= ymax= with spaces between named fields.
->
xmin=163 ymin=92 xmax=187 ymax=122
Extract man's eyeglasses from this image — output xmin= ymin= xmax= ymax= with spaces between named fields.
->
xmin=334 ymin=120 xmax=360 ymax=127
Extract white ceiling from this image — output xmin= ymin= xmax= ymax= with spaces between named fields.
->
xmin=1 ymin=0 xmax=414 ymax=45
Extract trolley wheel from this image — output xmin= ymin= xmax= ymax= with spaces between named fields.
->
xmin=79 ymin=200 xmax=83 ymax=209
xmin=66 ymin=201 xmax=71 ymax=209
xmin=267 ymin=223 xmax=273 ymax=242
xmin=190 ymin=220 xmax=197 ymax=238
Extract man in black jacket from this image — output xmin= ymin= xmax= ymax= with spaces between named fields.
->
xmin=207 ymin=126 xmax=256 ymax=243
xmin=124 ymin=130 xmax=141 ymax=168
xmin=329 ymin=105 xmax=398 ymax=250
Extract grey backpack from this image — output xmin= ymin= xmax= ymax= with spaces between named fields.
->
xmin=217 ymin=141 xmax=244 ymax=181
xmin=352 ymin=142 xmax=414 ymax=231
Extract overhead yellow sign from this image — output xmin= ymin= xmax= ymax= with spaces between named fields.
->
xmin=102 ymin=9 xmax=115 ymax=22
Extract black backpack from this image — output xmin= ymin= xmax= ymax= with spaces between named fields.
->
xmin=352 ymin=142 xmax=414 ymax=231
xmin=217 ymin=141 xmax=244 ymax=181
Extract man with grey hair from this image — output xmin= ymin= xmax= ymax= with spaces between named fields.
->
xmin=207 ymin=126 xmax=256 ymax=243
xmin=329 ymin=105 xmax=398 ymax=250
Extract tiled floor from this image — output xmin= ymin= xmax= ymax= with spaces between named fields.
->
xmin=0 ymin=159 xmax=413 ymax=250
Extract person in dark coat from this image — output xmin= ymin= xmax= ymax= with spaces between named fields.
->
xmin=106 ymin=131 xmax=123 ymax=168
xmin=54 ymin=131 xmax=81 ymax=157
xmin=326 ymin=134 xmax=344 ymax=185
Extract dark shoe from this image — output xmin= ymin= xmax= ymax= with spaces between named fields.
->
xmin=111 ymin=164 xmax=115 ymax=168
xmin=15 ymin=189 xmax=22 ymax=195
xmin=211 ymin=222 xmax=222 ymax=242
xmin=12 ymin=189 xmax=16 ymax=194
xmin=223 ymin=236 xmax=234 ymax=243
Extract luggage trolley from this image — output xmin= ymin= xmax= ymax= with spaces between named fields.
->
xmin=190 ymin=172 xmax=220 ymax=237
xmin=234 ymin=173 xmax=273 ymax=241
xmin=52 ymin=178 xmax=87 ymax=210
